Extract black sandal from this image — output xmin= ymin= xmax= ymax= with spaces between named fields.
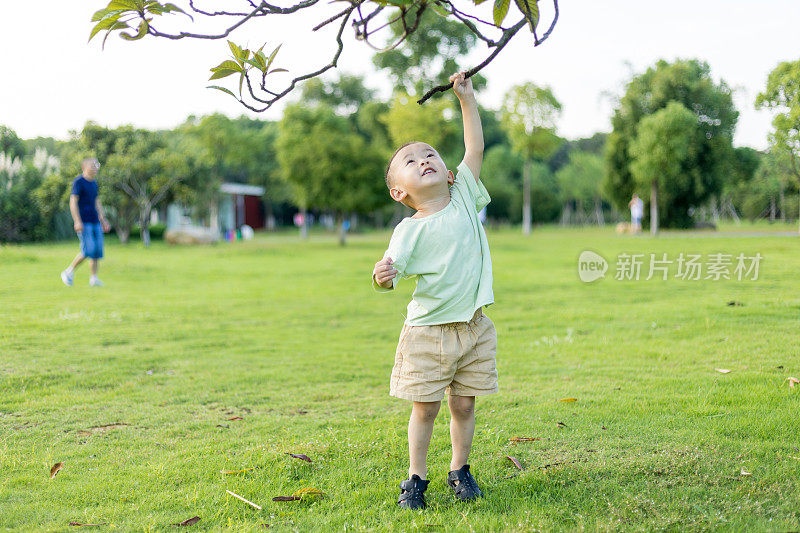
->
xmin=397 ymin=474 xmax=429 ymax=510
xmin=447 ymin=464 xmax=483 ymax=501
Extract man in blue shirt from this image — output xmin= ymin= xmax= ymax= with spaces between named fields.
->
xmin=60 ymin=158 xmax=111 ymax=287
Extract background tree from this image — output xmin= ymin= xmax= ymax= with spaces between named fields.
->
xmin=1 ymin=125 xmax=27 ymax=161
xmin=96 ymin=127 xmax=191 ymax=246
xmin=756 ymin=59 xmax=800 ymax=233
xmin=603 ymin=59 xmax=738 ymax=229
xmin=629 ymin=102 xmax=697 ymax=235
xmin=501 ymin=82 xmax=562 ymax=234
xmin=276 ymin=103 xmax=385 ymax=244
xmin=723 ymin=147 xmax=762 ymax=222
xmin=555 ymin=151 xmax=605 ymax=225
xmin=740 ymin=149 xmax=798 ymax=222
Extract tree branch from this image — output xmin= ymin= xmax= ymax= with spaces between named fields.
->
xmin=417 ymin=0 xmax=559 ymax=104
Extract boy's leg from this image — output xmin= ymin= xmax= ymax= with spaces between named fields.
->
xmin=448 ymin=395 xmax=476 ymax=472
xmin=90 ymin=259 xmax=98 ymax=277
xmin=408 ymin=400 xmax=440 ymax=479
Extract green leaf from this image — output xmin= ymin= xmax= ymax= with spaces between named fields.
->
xmin=268 ymin=68 xmax=289 ymax=74
xmin=101 ymin=21 xmax=131 ymax=49
xmin=162 ymin=2 xmax=192 ymax=18
xmin=207 ymin=85 xmax=239 ymax=99
xmin=430 ymin=3 xmax=450 ymax=17
xmin=89 ymin=14 xmax=126 ymax=41
xmin=244 ymin=57 xmax=267 ymax=72
xmin=267 ymin=44 xmax=282 ymax=69
xmin=91 ymin=8 xmax=128 ymax=22
xmin=120 ymin=18 xmax=149 ymax=41
xmin=107 ymin=0 xmax=139 ymax=10
xmin=228 ymin=41 xmax=243 ymax=60
xmin=514 ymin=0 xmax=539 ymax=32
xmin=493 ymin=0 xmax=510 ymax=27
xmin=209 ymin=69 xmax=239 ymax=80
xmin=211 ymin=60 xmax=242 ymax=72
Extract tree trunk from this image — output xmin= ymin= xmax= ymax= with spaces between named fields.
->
xmin=779 ymin=182 xmax=786 ymax=222
xmin=117 ymin=226 xmax=130 ymax=244
xmin=140 ymin=203 xmax=152 ymax=247
xmin=522 ymin=159 xmax=532 ymax=235
xmin=727 ymin=198 xmax=740 ymax=223
xmin=769 ymin=196 xmax=776 ymax=223
xmin=560 ymin=202 xmax=571 ymax=226
xmin=300 ymin=207 xmax=308 ymax=239
xmin=650 ymin=180 xmax=659 ymax=236
xmin=594 ymin=197 xmax=604 ymax=226
xmin=375 ymin=208 xmax=384 ymax=229
xmin=264 ymin=200 xmax=275 ymax=230
xmin=711 ymin=196 xmax=719 ymax=224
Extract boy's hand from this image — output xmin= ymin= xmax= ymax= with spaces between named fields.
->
xmin=74 ymin=221 xmax=84 ymax=233
xmin=373 ymin=257 xmax=397 ymax=289
xmin=450 ymin=71 xmax=474 ymax=102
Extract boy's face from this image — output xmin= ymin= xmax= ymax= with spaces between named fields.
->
xmin=389 ymin=142 xmax=454 ymax=208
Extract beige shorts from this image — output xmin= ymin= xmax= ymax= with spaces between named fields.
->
xmin=390 ymin=308 xmax=499 ymax=402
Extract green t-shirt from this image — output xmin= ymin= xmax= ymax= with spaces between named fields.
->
xmin=374 ymin=161 xmax=494 ymax=325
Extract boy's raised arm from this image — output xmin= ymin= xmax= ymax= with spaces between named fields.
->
xmin=451 ymin=71 xmax=484 ymax=181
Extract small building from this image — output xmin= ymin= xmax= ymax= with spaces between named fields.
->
xmin=218 ymin=182 xmax=266 ymax=232
xmin=165 ymin=182 xmax=266 ymax=233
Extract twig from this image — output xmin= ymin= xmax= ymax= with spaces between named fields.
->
xmin=226 ymin=490 xmax=262 ymax=510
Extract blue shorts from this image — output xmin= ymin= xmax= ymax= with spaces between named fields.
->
xmin=632 ymin=216 xmax=642 ymax=225
xmin=78 ymin=223 xmax=104 ymax=259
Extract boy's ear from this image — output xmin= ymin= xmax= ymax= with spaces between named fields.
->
xmin=447 ymin=169 xmax=455 ymax=186
xmin=390 ymin=187 xmax=408 ymax=203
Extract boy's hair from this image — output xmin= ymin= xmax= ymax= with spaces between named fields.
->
xmin=384 ymin=141 xmax=421 ymax=190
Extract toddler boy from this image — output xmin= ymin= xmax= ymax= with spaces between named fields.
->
xmin=372 ymin=72 xmax=498 ymax=510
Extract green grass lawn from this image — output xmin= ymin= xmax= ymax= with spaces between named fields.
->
xmin=1 ymin=226 xmax=799 ymax=531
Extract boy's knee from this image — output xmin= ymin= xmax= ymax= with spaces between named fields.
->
xmin=412 ymin=401 xmax=440 ymax=422
xmin=449 ymin=396 xmax=475 ymax=419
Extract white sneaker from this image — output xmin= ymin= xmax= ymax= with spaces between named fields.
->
xmin=89 ymin=277 xmax=104 ymax=287
xmin=61 ymin=270 xmax=74 ymax=287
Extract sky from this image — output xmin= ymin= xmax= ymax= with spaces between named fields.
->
xmin=1 ymin=0 xmax=798 ymax=149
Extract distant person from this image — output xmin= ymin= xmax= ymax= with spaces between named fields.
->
xmin=372 ymin=72 xmax=496 ymax=510
xmin=629 ymin=193 xmax=644 ymax=233
xmin=60 ymin=158 xmax=110 ymax=287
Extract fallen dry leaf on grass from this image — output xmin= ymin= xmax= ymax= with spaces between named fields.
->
xmin=69 ymin=522 xmax=108 ymax=527
xmin=787 ymin=377 xmax=800 ymax=388
xmin=50 ymin=462 xmax=63 ymax=478
xmin=740 ymin=468 xmax=752 ymax=476
xmin=272 ymin=496 xmax=301 ymax=502
xmin=286 ymin=453 xmax=312 ymax=463
xmin=172 ymin=516 xmax=200 ymax=526
xmin=228 ymin=416 xmax=244 ymax=421
xmin=509 ymin=437 xmax=545 ymax=442
xmin=292 ymin=487 xmax=324 ymax=500
xmin=556 ymin=422 xmax=567 ymax=428
xmin=506 ymin=456 xmax=523 ymax=471
xmin=559 ymin=398 xmax=577 ymax=402
xmin=715 ymin=369 xmax=732 ymax=374
xmin=226 ymin=490 xmax=262 ymax=510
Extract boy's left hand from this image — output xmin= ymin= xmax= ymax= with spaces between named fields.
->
xmin=450 ymin=71 xmax=474 ymax=101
